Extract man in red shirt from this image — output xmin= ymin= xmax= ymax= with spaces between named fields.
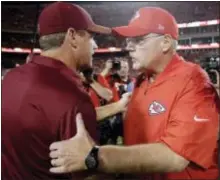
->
xmin=2 ymin=2 xmax=130 ymax=180
xmin=49 ymin=7 xmax=219 ymax=180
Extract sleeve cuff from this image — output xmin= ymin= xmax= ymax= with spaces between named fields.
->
xmin=159 ymin=138 xmax=212 ymax=169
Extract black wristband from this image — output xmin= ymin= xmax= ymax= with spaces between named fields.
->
xmin=85 ymin=146 xmax=100 ymax=170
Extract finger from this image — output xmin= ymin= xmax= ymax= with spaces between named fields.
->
xmin=49 ymin=150 xmax=60 ymax=159
xmin=76 ymin=113 xmax=86 ymax=135
xmin=50 ymin=166 xmax=68 ymax=174
xmin=51 ymin=158 xmax=65 ymax=167
xmin=49 ymin=142 xmax=63 ymax=151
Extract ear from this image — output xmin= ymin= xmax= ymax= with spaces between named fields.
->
xmin=66 ymin=28 xmax=77 ymax=49
xmin=161 ymin=34 xmax=173 ymax=53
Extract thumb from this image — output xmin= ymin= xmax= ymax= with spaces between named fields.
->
xmin=76 ymin=113 xmax=86 ymax=136
xmin=122 ymin=92 xmax=132 ymax=98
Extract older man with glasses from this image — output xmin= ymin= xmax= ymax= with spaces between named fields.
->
xmin=49 ymin=7 xmax=219 ymax=180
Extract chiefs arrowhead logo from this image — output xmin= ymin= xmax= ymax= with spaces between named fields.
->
xmin=149 ymin=101 xmax=166 ymax=115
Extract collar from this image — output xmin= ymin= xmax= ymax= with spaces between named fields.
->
xmin=31 ymin=55 xmax=80 ymax=80
xmin=148 ymin=53 xmax=183 ymax=80
xmin=158 ymin=53 xmax=183 ymax=76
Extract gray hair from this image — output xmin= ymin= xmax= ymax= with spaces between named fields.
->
xmin=147 ymin=33 xmax=178 ymax=51
xmin=39 ymin=32 xmax=66 ymax=51
xmin=172 ymin=39 xmax=178 ymax=51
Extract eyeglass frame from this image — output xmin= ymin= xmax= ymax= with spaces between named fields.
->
xmin=126 ymin=34 xmax=164 ymax=47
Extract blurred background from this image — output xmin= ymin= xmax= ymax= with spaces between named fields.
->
xmin=1 ymin=1 xmax=220 ymax=94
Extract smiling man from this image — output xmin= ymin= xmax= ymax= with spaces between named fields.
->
xmin=49 ymin=7 xmax=219 ymax=180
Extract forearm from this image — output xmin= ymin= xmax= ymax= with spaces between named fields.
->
xmin=100 ymin=69 xmax=110 ymax=77
xmin=90 ymin=81 xmax=112 ymax=101
xmin=98 ymin=143 xmax=185 ymax=174
xmin=95 ymin=102 xmax=122 ymax=121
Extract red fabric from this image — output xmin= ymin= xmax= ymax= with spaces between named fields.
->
xmin=113 ymin=7 xmax=178 ymax=39
xmin=2 ymin=55 xmax=98 ymax=179
xmin=88 ymin=74 xmax=116 ymax=107
xmin=89 ymin=87 xmax=101 ymax=107
xmin=97 ymin=74 xmax=111 ymax=89
xmin=104 ymin=75 xmax=120 ymax=102
xmin=124 ymin=54 xmax=219 ymax=179
xmin=97 ymin=74 xmax=120 ymax=102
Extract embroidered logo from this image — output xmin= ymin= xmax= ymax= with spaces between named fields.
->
xmin=149 ymin=101 xmax=166 ymax=115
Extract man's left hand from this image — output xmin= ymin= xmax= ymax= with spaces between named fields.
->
xmin=49 ymin=113 xmax=95 ymax=174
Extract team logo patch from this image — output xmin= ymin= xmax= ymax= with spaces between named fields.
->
xmin=149 ymin=101 xmax=166 ymax=115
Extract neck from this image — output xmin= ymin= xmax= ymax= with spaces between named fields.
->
xmin=150 ymin=52 xmax=174 ymax=76
xmin=145 ymin=52 xmax=175 ymax=82
xmin=41 ymin=47 xmax=77 ymax=71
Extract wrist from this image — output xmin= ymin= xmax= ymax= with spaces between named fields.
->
xmin=85 ymin=146 xmax=100 ymax=171
xmin=116 ymin=101 xmax=124 ymax=113
xmin=90 ymin=80 xmax=96 ymax=86
xmin=101 ymin=69 xmax=110 ymax=76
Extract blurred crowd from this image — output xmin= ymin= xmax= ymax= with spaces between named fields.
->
xmin=1 ymin=1 xmax=219 ymax=88
xmin=2 ymin=2 xmax=220 ymax=49
xmin=2 ymin=2 xmax=219 ymax=30
xmin=1 ymin=28 xmax=220 ymax=49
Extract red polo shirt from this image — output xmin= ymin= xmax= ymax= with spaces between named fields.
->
xmin=2 ymin=55 xmax=98 ymax=179
xmin=124 ymin=54 xmax=219 ymax=179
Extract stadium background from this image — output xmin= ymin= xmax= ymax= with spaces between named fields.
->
xmin=1 ymin=1 xmax=220 ymax=94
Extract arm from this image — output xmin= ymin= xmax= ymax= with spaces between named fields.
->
xmin=49 ymin=68 xmax=218 ymax=175
xmin=90 ymin=81 xmax=113 ymax=101
xmin=100 ymin=60 xmax=112 ymax=77
xmin=95 ymin=92 xmax=131 ymax=121
xmin=98 ymin=143 xmax=189 ymax=174
xmin=95 ymin=102 xmax=122 ymax=121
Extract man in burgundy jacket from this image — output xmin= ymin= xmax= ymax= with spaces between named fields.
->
xmin=2 ymin=2 xmax=115 ymax=179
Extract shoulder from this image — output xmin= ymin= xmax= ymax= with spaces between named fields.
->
xmin=175 ymin=60 xmax=211 ymax=87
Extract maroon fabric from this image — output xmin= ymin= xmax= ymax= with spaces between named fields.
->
xmin=38 ymin=2 xmax=94 ymax=36
xmin=2 ymin=55 xmax=98 ymax=179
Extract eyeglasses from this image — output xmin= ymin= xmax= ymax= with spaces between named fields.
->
xmin=126 ymin=34 xmax=163 ymax=46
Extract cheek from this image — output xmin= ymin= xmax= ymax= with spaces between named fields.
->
xmin=82 ymin=41 xmax=93 ymax=58
xmin=136 ymin=49 xmax=148 ymax=65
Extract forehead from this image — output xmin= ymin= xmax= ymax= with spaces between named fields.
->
xmin=126 ymin=33 xmax=161 ymax=42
